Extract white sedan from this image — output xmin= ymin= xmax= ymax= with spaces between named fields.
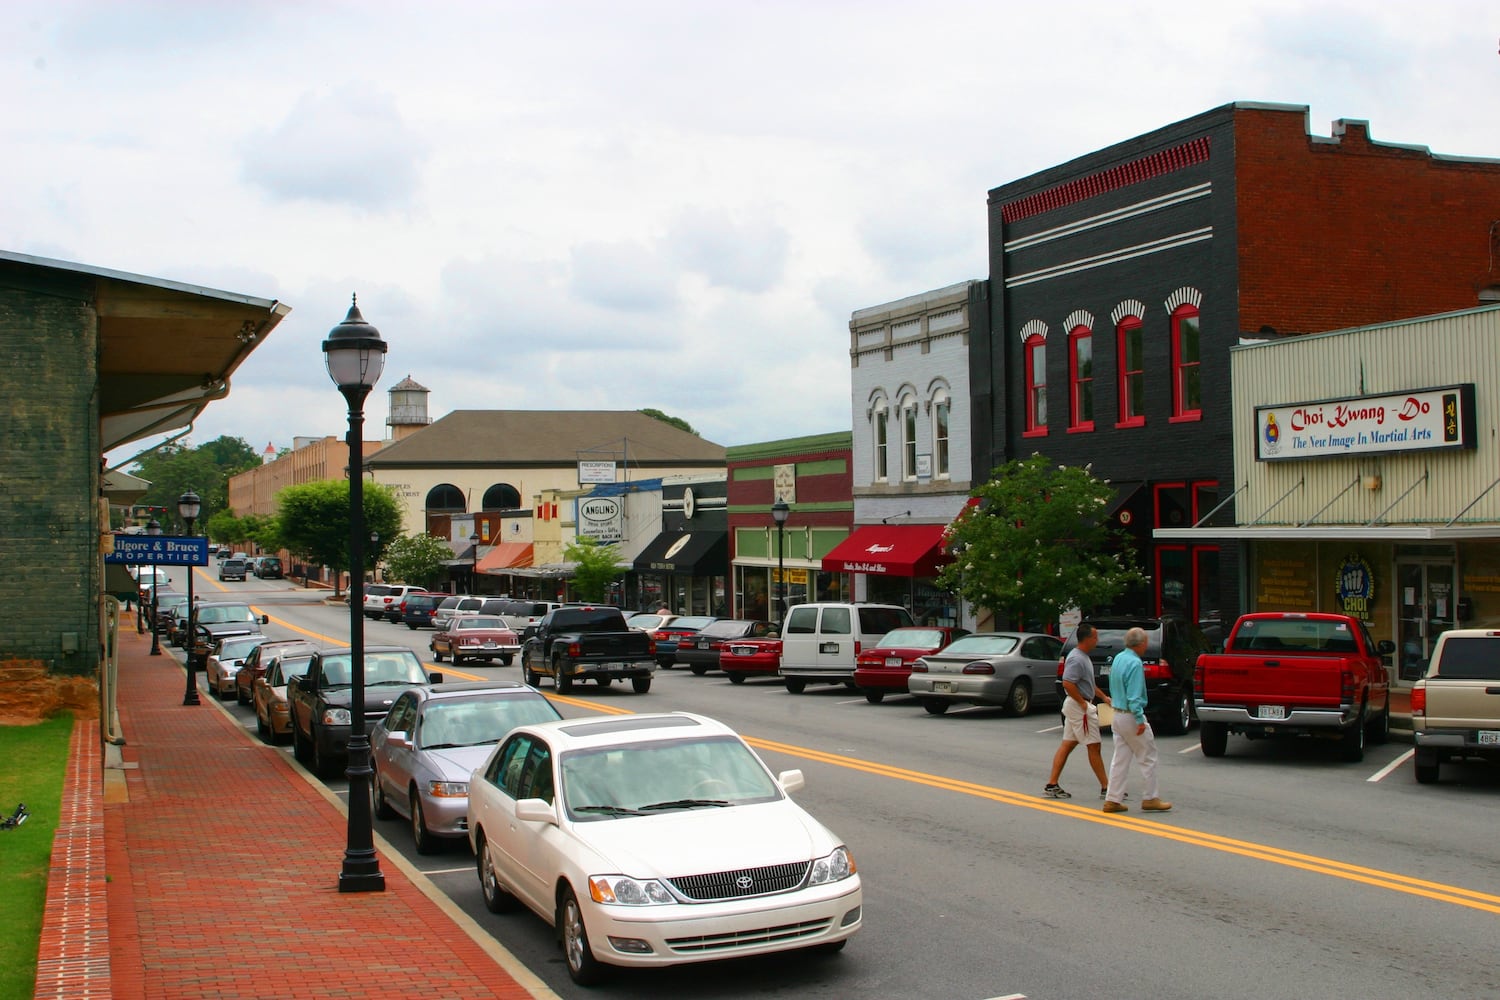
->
xmin=467 ymin=712 xmax=862 ymax=986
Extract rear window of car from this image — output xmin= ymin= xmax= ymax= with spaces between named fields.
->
xmin=875 ymin=628 xmax=950 ymax=649
xmin=366 ymin=584 xmax=394 ymax=597
xmin=548 ymin=608 xmax=627 ymax=631
xmin=944 ymin=634 xmax=1019 ymax=655
xmin=478 ymin=599 xmax=508 ymax=614
xmin=1227 ymin=618 xmax=1357 ymax=654
xmin=670 ymin=616 xmax=716 ymax=631
xmin=437 ymin=596 xmax=463 ymax=611
xmin=1430 ymin=636 xmax=1500 ymax=679
xmin=857 ymin=606 xmax=914 ymax=635
xmin=407 ymin=595 xmax=441 ymax=610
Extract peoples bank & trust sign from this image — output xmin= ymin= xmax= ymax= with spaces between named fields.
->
xmin=1255 ymin=384 xmax=1475 ymax=462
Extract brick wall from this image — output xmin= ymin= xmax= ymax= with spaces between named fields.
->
xmin=1236 ymin=109 xmax=1500 ymax=334
xmin=0 ymin=280 xmax=101 ymax=673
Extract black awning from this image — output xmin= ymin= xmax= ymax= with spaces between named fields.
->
xmin=632 ymin=530 xmax=729 ymax=575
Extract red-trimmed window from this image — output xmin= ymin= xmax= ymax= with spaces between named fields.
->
xmin=1116 ymin=316 xmax=1144 ymax=427
xmin=1024 ymin=334 xmax=1047 ymax=436
xmin=1068 ymin=325 xmax=1094 ymax=431
xmin=1171 ymin=304 xmax=1202 ymax=420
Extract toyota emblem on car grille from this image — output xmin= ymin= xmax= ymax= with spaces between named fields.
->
xmin=736 ymin=875 xmax=754 ymax=891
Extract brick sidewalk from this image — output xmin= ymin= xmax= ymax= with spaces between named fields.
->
xmin=39 ymin=618 xmax=556 ymax=1000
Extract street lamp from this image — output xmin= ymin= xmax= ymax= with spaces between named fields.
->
xmin=178 ymin=489 xmax=201 ymax=705
xmin=470 ymin=530 xmax=480 ymax=592
xmin=147 ymin=519 xmax=163 ymax=656
xmin=771 ymin=498 xmax=790 ymax=623
xmin=323 ymin=294 xmax=388 ymax=894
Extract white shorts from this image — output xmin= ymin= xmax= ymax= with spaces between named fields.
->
xmin=1061 ymin=698 xmax=1102 ymax=746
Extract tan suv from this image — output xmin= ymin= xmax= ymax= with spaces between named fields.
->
xmin=1412 ymin=628 xmax=1500 ymax=783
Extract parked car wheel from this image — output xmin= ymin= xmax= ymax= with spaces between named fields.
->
xmin=501 ymin=654 xmax=514 ymax=666
xmin=255 ymin=710 xmax=269 ymax=741
xmin=784 ymin=678 xmax=806 ymax=694
xmin=556 ymin=663 xmax=574 ymax=694
xmin=726 ymin=672 xmax=746 ymax=685
xmin=632 ymin=676 xmax=652 ymax=694
xmin=1158 ymin=684 xmax=1192 ymax=736
xmin=690 ymin=665 xmax=708 ymax=676
xmin=523 ymin=660 xmax=540 ymax=686
xmin=292 ymin=723 xmax=310 ymax=764
xmin=864 ymin=690 xmax=885 ymax=704
xmin=411 ymin=792 xmax=438 ymax=855
xmin=476 ymin=832 xmax=517 ymax=913
xmin=1340 ymin=709 xmax=1366 ymax=763
xmin=372 ymin=768 xmax=395 ymax=819
xmin=1414 ymin=748 xmax=1440 ymax=784
xmin=1366 ymin=700 xmax=1391 ymax=744
xmin=432 ymin=647 xmax=445 ymax=663
xmin=1006 ymin=679 xmax=1032 ymax=716
xmin=311 ymin=726 xmax=339 ymax=779
xmin=922 ymin=699 xmax=949 ymax=716
xmin=560 ymin=885 xmax=606 ymax=986
xmin=1199 ymin=720 xmax=1229 ymax=757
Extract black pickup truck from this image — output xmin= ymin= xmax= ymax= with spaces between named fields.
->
xmin=288 ymin=645 xmax=438 ymax=778
xmin=520 ymin=606 xmax=657 ymax=694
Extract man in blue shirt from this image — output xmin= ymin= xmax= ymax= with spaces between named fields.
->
xmin=1103 ymin=627 xmax=1172 ymax=813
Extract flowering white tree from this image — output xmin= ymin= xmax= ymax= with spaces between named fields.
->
xmin=937 ymin=454 xmax=1147 ymax=630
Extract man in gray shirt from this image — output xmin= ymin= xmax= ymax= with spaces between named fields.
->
xmin=1044 ymin=623 xmax=1113 ymax=799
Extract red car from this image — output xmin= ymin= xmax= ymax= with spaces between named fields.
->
xmin=430 ymin=615 xmax=521 ymax=666
xmin=853 ymin=626 xmax=970 ymax=703
xmin=719 ymin=637 xmax=783 ymax=685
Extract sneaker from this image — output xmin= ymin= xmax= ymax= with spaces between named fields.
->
xmin=1043 ymin=784 xmax=1072 ymax=799
xmin=1141 ymin=797 xmax=1173 ymax=812
xmin=1102 ymin=800 xmax=1128 ymax=814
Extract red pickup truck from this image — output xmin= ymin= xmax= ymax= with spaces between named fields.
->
xmin=1193 ymin=612 xmax=1394 ymax=762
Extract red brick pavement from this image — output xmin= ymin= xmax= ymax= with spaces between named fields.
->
xmin=41 ymin=621 xmax=555 ymax=1000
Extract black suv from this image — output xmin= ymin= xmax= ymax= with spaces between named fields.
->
xmin=253 ymin=556 xmax=283 ymax=579
xmin=396 ymin=592 xmax=444 ymax=628
xmin=1057 ymin=616 xmax=1213 ymax=735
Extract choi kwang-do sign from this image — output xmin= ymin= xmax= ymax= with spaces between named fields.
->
xmin=1255 ymin=384 xmax=1475 ymax=462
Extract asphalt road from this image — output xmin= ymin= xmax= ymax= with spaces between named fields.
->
xmin=164 ymin=568 xmax=1500 ymax=999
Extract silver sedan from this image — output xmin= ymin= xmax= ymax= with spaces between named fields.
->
xmin=371 ymin=681 xmax=562 ymax=854
xmin=907 ymin=632 xmax=1064 ymax=716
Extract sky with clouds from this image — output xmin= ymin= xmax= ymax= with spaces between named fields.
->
xmin=6 ymin=1 xmax=1498 ymax=464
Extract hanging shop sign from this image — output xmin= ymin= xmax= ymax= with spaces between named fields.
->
xmin=577 ymin=496 xmax=623 ymax=543
xmin=1255 ymin=384 xmax=1475 ymax=462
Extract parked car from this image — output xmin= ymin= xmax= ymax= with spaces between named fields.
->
xmin=187 ymin=601 xmax=270 ymax=663
xmin=1412 ymin=628 xmax=1500 ymax=783
xmin=853 ymin=626 xmax=970 ymax=703
xmin=779 ymin=603 xmax=914 ymax=693
xmin=393 ymin=591 xmax=444 ymax=627
xmin=218 ymin=558 xmax=248 ymax=582
xmin=151 ymin=591 xmax=187 ymax=634
xmin=253 ymin=650 xmax=316 ymax=744
xmin=908 ymin=632 xmax=1065 ymax=716
xmin=204 ymin=634 xmax=271 ymax=699
xmin=625 ymin=612 xmax=676 ymax=632
xmin=719 ymin=637 xmax=783 ymax=684
xmin=467 ymin=712 xmax=862 ymax=985
xmin=674 ymin=620 xmax=779 ymax=675
xmin=371 ymin=681 xmax=563 ymax=853
xmin=431 ymin=615 xmax=522 ymax=666
xmin=1058 ymin=615 xmax=1215 ymax=735
xmin=648 ymin=615 xmax=718 ymax=667
xmin=362 ymin=583 xmax=424 ymax=620
xmin=497 ymin=599 xmax=566 ymax=633
xmin=520 ymin=606 xmax=657 ymax=693
xmin=252 ymin=555 xmax=283 ymax=579
xmin=235 ymin=639 xmax=317 ymax=705
xmin=289 ymin=645 xmax=437 ymax=778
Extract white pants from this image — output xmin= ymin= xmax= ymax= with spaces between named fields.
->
xmin=1106 ymin=717 xmax=1160 ymax=803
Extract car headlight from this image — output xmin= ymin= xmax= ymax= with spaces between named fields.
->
xmin=427 ymin=781 xmax=468 ymax=798
xmin=322 ymin=708 xmax=352 ymax=725
xmin=808 ymin=846 xmax=857 ymax=886
xmin=588 ymin=875 xmax=675 ymax=906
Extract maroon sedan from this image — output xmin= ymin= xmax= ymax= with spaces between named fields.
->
xmin=430 ymin=615 xmax=521 ymax=666
xmin=718 ymin=637 xmax=783 ymax=685
xmin=853 ymin=626 xmax=970 ymax=703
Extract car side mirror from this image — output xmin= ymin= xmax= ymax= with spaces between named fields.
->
xmin=260 ymin=614 xmax=270 ymax=625
xmin=427 ymin=671 xmax=444 ymax=684
xmin=777 ymin=769 xmax=805 ymax=794
xmin=385 ymin=731 xmax=409 ymax=749
xmin=1377 ymin=639 xmax=1396 ymax=655
xmin=521 ymin=626 xmax=538 ymax=641
xmin=515 ymin=797 xmax=557 ymax=825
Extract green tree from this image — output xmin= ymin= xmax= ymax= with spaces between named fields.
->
xmin=937 ymin=454 xmax=1147 ymax=629
xmin=563 ymin=535 xmax=623 ymax=602
xmin=382 ymin=532 xmax=454 ymax=590
xmin=129 ymin=436 xmax=261 ymax=531
xmin=638 ymin=408 xmax=697 ymax=436
xmin=274 ymin=480 xmax=404 ymax=596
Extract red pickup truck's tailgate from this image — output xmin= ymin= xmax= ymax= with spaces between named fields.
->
xmin=1198 ymin=652 xmax=1348 ymax=709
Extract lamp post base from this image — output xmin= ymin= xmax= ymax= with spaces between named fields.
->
xmin=183 ymin=659 xmax=201 ymax=706
xmin=338 ymin=858 xmax=386 ymax=893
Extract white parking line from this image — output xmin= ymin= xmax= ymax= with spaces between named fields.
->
xmin=1367 ymin=748 xmax=1415 ymax=782
xmin=982 ymin=993 xmax=1028 ymax=999
xmin=1179 ymin=743 xmax=1202 ymax=755
xmin=422 ymin=866 xmax=474 ymax=876
xmin=836 ymin=698 xmax=867 ymax=705
xmin=1037 ymin=724 xmax=1063 ymax=733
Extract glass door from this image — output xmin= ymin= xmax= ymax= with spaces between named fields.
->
xmin=1396 ymin=561 xmax=1455 ymax=681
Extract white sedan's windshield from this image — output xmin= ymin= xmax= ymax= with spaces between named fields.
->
xmin=560 ymin=736 xmax=780 ymax=821
xmin=197 ymin=605 xmax=257 ymax=625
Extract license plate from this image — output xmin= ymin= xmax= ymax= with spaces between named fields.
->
xmin=731 ymin=646 xmax=753 ymax=656
xmin=482 ymin=642 xmax=498 ymax=648
xmin=885 ymin=657 xmax=904 ymax=667
xmin=1479 ymin=731 xmax=1500 ymax=745
xmin=698 ymin=640 xmax=711 ymax=648
xmin=932 ymin=681 xmax=953 ymax=693
xmin=1257 ymin=705 xmax=1286 ymax=720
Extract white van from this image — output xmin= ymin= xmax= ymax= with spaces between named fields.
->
xmin=777 ymin=603 xmax=914 ymax=693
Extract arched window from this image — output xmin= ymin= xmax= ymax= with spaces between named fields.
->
xmin=1023 ymin=333 xmax=1047 ymax=437
xmin=482 ymin=483 xmax=522 ymax=510
xmin=1116 ymin=315 xmax=1145 ymax=427
xmin=1171 ymin=304 xmax=1202 ymax=420
xmin=1068 ymin=324 xmax=1094 ymax=432
xmin=901 ymin=397 xmax=919 ymax=479
xmin=930 ymin=389 xmax=951 ymax=478
xmin=425 ymin=484 xmax=466 ymax=513
xmin=869 ymin=394 xmax=890 ymax=482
